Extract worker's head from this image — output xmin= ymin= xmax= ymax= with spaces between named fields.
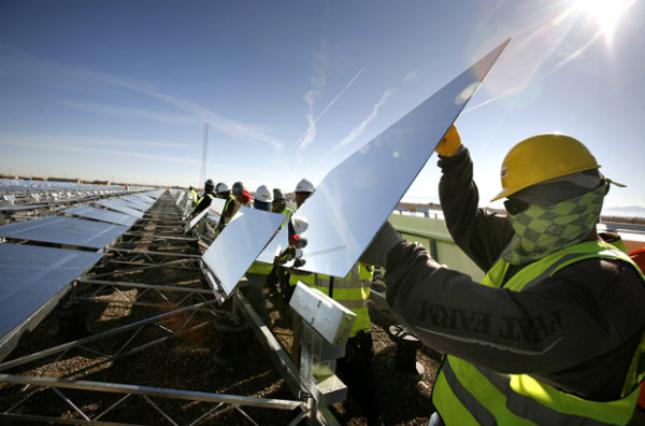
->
xmin=215 ymin=182 xmax=229 ymax=198
xmin=232 ymin=181 xmax=244 ymax=198
xmin=495 ymin=134 xmax=614 ymax=265
xmin=253 ymin=185 xmax=273 ymax=211
xmin=189 ymin=186 xmax=194 ymax=191
xmin=272 ymin=188 xmax=286 ymax=212
xmin=204 ymin=179 xmax=214 ymax=194
xmin=294 ymin=178 xmax=315 ymax=208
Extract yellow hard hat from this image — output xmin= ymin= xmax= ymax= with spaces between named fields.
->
xmin=491 ymin=134 xmax=600 ymax=201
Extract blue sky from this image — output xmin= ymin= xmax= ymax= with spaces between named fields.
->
xmin=1 ymin=0 xmax=644 ymax=209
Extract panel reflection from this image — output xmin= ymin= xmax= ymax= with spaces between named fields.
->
xmin=202 ymin=206 xmax=285 ymax=295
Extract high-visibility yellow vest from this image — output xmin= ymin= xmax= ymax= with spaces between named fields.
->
xmin=195 ymin=192 xmax=214 ymax=205
xmin=432 ymin=240 xmax=645 ymax=425
xmin=290 ymin=264 xmax=374 ymax=337
xmin=220 ymin=195 xmax=237 ymax=225
xmin=189 ymin=189 xmax=199 ymax=205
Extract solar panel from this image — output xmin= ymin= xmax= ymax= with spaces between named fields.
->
xmin=0 ymin=216 xmax=127 ymax=249
xmin=132 ymin=194 xmax=155 ymax=204
xmin=293 ymin=40 xmax=509 ymax=277
xmin=65 ymin=206 xmax=137 ymax=227
xmin=0 ymin=243 xmax=102 ymax=359
xmin=97 ymin=200 xmax=145 ymax=218
xmin=202 ymin=207 xmax=285 ymax=296
xmin=116 ymin=197 xmax=149 ymax=212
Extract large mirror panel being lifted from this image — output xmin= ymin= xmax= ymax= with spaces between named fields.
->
xmin=294 ymin=40 xmax=509 ymax=278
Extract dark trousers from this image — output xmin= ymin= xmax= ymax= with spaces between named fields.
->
xmin=337 ymin=331 xmax=381 ymax=425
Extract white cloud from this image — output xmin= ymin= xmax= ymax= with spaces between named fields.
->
xmin=57 ymin=100 xmax=196 ymax=126
xmin=336 ymin=88 xmax=398 ymax=148
xmin=0 ymin=133 xmax=195 ymax=160
xmin=296 ymin=68 xmax=365 ymax=151
xmin=0 ymin=46 xmax=284 ymax=151
xmin=403 ymin=70 xmax=419 ymax=83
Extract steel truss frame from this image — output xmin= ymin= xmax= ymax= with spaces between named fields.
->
xmin=0 ymin=191 xmax=346 ymax=425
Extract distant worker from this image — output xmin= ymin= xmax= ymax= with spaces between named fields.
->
xmin=188 ymin=186 xmax=199 ymax=205
xmin=216 ymin=181 xmax=251 ymax=232
xmin=189 ymin=179 xmax=215 ymax=219
xmin=244 ymin=184 xmax=275 ymax=323
xmin=364 ymin=127 xmax=645 ymax=425
xmin=253 ymin=185 xmax=272 ymax=211
xmin=271 ymin=188 xmax=292 ymax=219
xmin=214 ymin=182 xmax=230 ymax=199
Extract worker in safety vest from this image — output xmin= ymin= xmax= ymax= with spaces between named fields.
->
xmin=363 ymin=126 xmax=645 ymax=426
xmin=216 ymin=181 xmax=250 ymax=232
xmin=188 ymin=186 xmax=199 ymax=206
xmin=189 ymin=179 xmax=215 ymax=218
xmin=214 ymin=182 xmax=230 ymax=199
xmin=271 ymin=188 xmax=292 ymax=219
xmin=287 ymin=178 xmax=380 ymax=424
xmin=244 ymin=185 xmax=274 ymax=323
xmin=264 ymin=188 xmax=294 ymax=298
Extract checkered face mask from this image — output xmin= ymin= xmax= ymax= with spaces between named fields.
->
xmin=502 ymin=183 xmax=607 ymax=265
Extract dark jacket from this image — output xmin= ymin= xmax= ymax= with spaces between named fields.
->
xmin=385 ymin=148 xmax=645 ymax=400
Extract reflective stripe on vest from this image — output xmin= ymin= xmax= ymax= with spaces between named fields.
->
xmin=433 ymin=240 xmax=645 ymax=426
xmin=196 ymin=193 xmax=214 ymax=205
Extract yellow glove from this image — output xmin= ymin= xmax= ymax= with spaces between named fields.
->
xmin=436 ymin=125 xmax=462 ymax=157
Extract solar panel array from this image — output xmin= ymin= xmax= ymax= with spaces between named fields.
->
xmin=0 ymin=190 xmax=162 ymax=359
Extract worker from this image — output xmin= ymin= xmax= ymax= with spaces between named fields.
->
xmin=233 ymin=181 xmax=252 ymax=206
xmin=363 ymin=127 xmax=645 ymax=425
xmin=189 ymin=179 xmax=215 ymax=218
xmin=252 ymin=185 xmax=272 ymax=211
xmin=271 ymin=188 xmax=292 ymax=218
xmin=215 ymin=181 xmax=249 ymax=232
xmin=188 ymin=186 xmax=199 ymax=205
xmin=214 ymin=182 xmax=230 ymax=199
xmin=243 ymin=184 xmax=274 ymax=323
xmin=285 ymin=178 xmax=380 ymax=424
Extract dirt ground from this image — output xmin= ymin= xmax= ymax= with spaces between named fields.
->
xmin=0 ymin=194 xmax=441 ymax=425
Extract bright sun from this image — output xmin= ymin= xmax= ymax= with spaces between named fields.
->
xmin=573 ymin=0 xmax=634 ymax=42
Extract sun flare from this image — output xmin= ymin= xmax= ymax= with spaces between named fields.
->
xmin=573 ymin=0 xmax=634 ymax=42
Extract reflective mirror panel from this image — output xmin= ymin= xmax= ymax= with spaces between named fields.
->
xmin=295 ymin=40 xmax=509 ymax=277
xmin=0 ymin=216 xmax=127 ymax=249
xmin=0 ymin=243 xmax=101 ymax=344
xmin=117 ymin=197 xmax=149 ymax=212
xmin=202 ymin=207 xmax=285 ymax=296
xmin=256 ymin=226 xmax=289 ymax=264
xmin=65 ymin=206 xmax=137 ymax=227
xmin=97 ymin=200 xmax=145 ymax=218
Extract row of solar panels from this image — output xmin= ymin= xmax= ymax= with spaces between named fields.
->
xmin=0 ymin=190 xmax=163 ymax=360
xmin=177 ymin=41 xmax=509 ymax=300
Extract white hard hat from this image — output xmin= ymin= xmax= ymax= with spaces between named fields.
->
xmin=255 ymin=185 xmax=273 ymax=203
xmin=295 ymin=178 xmax=315 ymax=193
xmin=216 ymin=182 xmax=229 ymax=193
xmin=291 ymin=216 xmax=309 ymax=234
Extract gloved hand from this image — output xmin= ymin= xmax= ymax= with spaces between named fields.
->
xmin=435 ymin=124 xmax=462 ymax=157
xmin=360 ymin=221 xmax=402 ymax=267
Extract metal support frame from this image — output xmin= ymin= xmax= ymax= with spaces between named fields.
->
xmin=0 ymin=300 xmax=220 ymax=373
xmin=0 ymin=190 xmax=347 ymax=425
xmin=235 ymin=290 xmax=343 ymax=425
xmin=0 ymin=374 xmax=304 ymax=426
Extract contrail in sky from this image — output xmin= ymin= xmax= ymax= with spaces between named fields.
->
xmin=297 ymin=68 xmax=365 ymax=150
